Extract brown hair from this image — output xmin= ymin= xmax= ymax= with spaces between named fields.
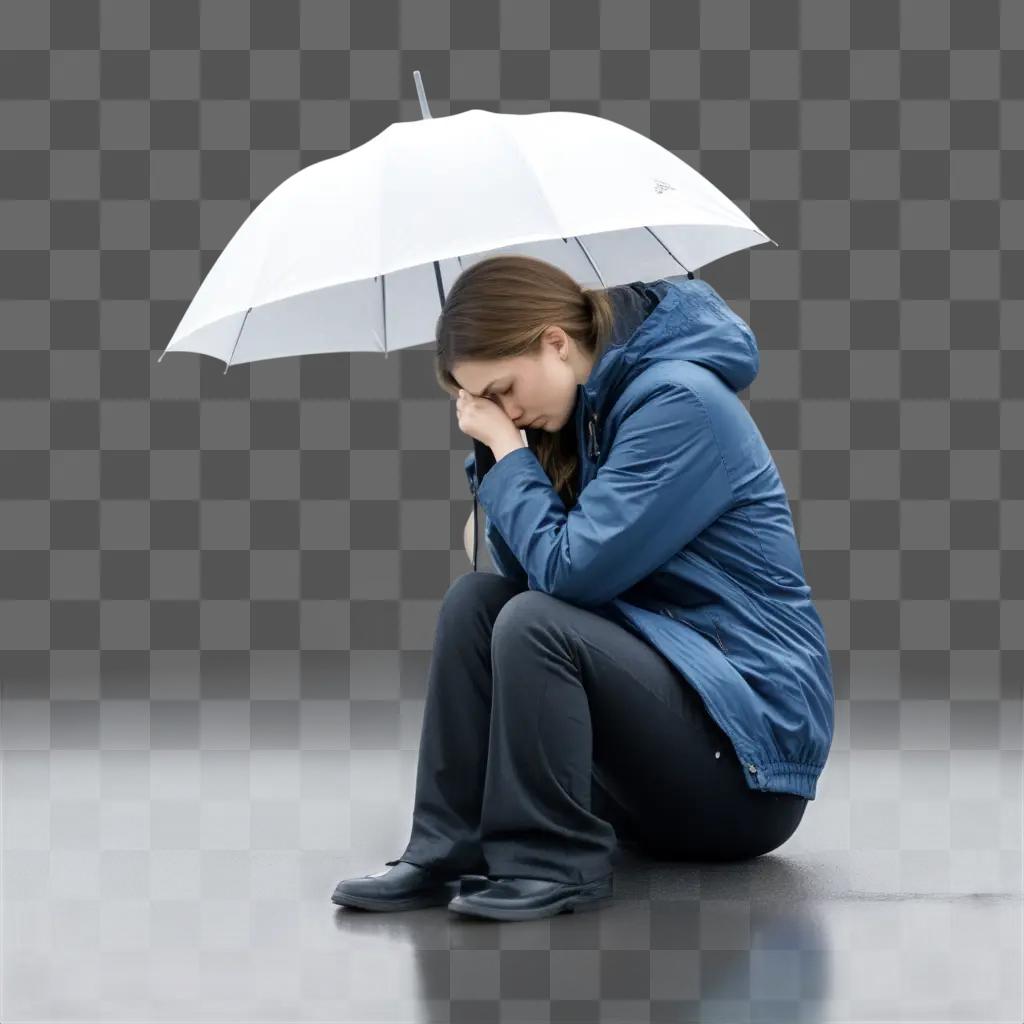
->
xmin=433 ymin=254 xmax=616 ymax=509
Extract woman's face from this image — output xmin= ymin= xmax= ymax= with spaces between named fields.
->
xmin=452 ymin=326 xmax=590 ymax=432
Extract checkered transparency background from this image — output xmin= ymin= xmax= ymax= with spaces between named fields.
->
xmin=0 ymin=3 xmax=1021 ymax=822
xmin=1 ymin=2 xmax=1023 ymax=1021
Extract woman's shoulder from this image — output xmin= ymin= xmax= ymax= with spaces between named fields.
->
xmin=612 ymin=361 xmax=734 ymax=418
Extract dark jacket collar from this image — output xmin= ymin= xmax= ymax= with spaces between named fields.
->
xmin=580 ymin=274 xmax=760 ymax=425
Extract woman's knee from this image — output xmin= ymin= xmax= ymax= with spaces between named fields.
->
xmin=492 ymin=587 xmax=547 ymax=620
xmin=440 ymin=570 xmax=523 ymax=620
xmin=490 ymin=590 xmax=561 ymax=650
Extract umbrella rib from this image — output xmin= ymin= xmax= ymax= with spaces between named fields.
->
xmin=432 ymin=260 xmax=446 ymax=308
xmin=571 ymin=236 xmax=606 ymax=287
xmin=643 ymin=225 xmax=694 ymax=276
xmin=379 ymin=273 xmax=388 ymax=358
xmin=222 ymin=306 xmax=252 ymax=374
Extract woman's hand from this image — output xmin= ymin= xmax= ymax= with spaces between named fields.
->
xmin=455 ymin=389 xmax=521 ymax=451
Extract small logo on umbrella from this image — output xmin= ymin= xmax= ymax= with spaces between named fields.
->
xmin=653 ymin=178 xmax=676 ymax=194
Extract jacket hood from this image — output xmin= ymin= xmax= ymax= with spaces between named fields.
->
xmin=582 ymin=274 xmax=760 ymax=423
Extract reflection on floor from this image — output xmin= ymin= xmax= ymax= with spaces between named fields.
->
xmin=1 ymin=727 xmax=1020 ymax=1021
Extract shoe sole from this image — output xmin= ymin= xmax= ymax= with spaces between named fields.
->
xmin=447 ymin=878 xmax=614 ymax=922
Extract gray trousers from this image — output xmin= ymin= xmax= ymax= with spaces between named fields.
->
xmin=392 ymin=572 xmax=808 ymax=885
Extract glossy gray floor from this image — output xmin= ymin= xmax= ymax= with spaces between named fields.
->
xmin=1 ymin=707 xmax=1021 ymax=1022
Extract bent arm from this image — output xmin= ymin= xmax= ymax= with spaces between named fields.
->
xmin=474 ymin=381 xmax=735 ymax=606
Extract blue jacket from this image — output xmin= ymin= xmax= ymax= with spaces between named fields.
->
xmin=464 ymin=275 xmax=835 ymax=800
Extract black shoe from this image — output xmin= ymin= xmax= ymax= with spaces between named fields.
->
xmin=447 ymin=873 xmax=614 ymax=921
xmin=331 ymin=859 xmax=490 ymax=912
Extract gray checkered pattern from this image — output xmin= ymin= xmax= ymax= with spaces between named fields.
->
xmin=1 ymin=0 xmax=1021 ymax=1020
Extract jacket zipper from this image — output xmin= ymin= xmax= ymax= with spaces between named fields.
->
xmin=587 ymin=414 xmax=600 ymax=459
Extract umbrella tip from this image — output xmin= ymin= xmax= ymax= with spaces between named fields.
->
xmin=413 ymin=70 xmax=431 ymax=120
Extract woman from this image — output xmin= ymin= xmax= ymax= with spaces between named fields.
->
xmin=332 ymin=255 xmax=835 ymax=922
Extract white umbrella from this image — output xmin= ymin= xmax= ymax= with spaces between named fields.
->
xmin=158 ymin=71 xmax=776 ymax=372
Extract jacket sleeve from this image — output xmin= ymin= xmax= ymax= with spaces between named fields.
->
xmin=464 ymin=449 xmax=529 ymax=585
xmin=473 ymin=380 xmax=735 ymax=607
xmin=484 ymin=517 xmax=530 ymax=585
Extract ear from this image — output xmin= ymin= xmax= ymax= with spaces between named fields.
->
xmin=541 ymin=324 xmax=568 ymax=356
